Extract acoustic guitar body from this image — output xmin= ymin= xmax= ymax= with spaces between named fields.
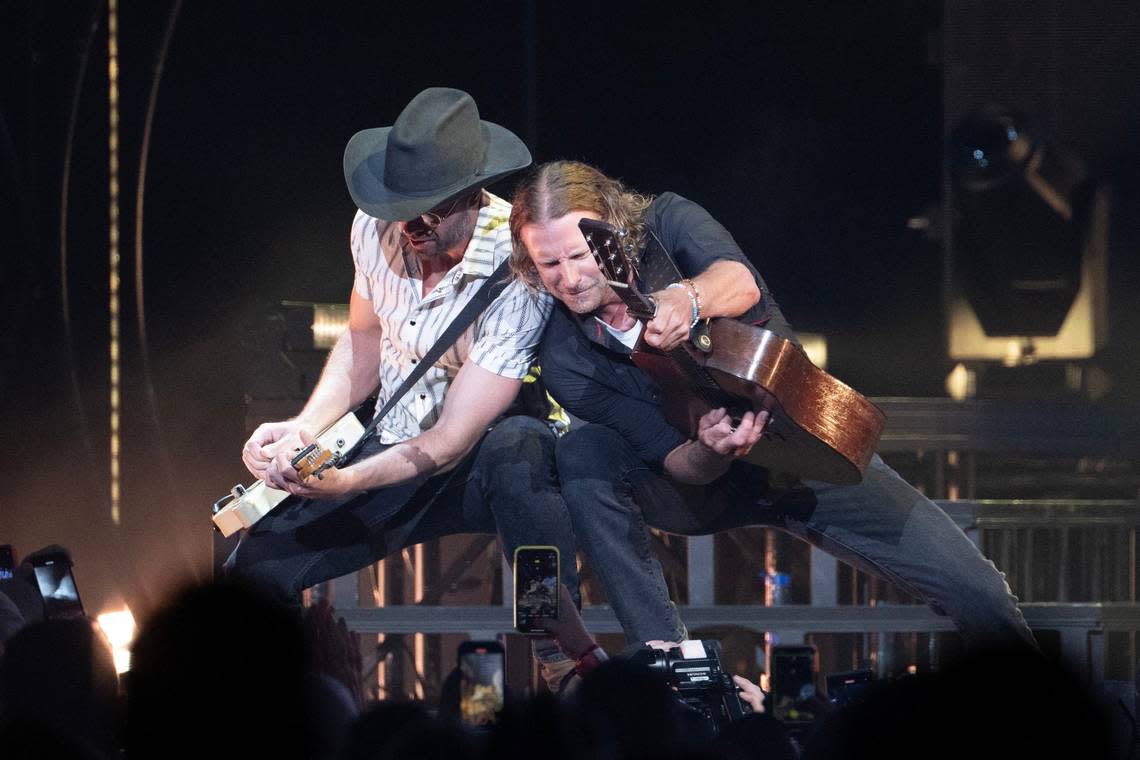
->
xmin=632 ymin=319 xmax=885 ymax=485
xmin=578 ymin=215 xmax=885 ymax=485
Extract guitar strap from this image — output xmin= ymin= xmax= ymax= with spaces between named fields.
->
xmin=334 ymin=257 xmax=514 ymax=466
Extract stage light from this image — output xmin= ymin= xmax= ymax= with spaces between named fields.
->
xmin=280 ymin=301 xmax=349 ymax=350
xmin=946 ymin=105 xmax=1108 ymax=364
xmin=949 ymin=105 xmax=1092 ymax=339
xmin=96 ymin=606 xmax=136 ymax=674
xmin=310 ymin=303 xmax=349 ymax=350
xmin=945 ymin=363 xmax=976 ymax=401
xmin=799 ymin=333 xmax=828 ymax=370
xmin=107 ymin=0 xmax=122 ymax=526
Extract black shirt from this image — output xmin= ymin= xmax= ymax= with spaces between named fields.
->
xmin=540 ymin=192 xmax=794 ymax=469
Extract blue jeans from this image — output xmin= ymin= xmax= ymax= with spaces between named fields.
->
xmin=225 ymin=416 xmax=579 ymax=618
xmin=556 ymin=423 xmax=1036 ymax=651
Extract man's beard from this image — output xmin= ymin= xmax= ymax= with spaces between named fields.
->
xmin=562 ymin=281 xmax=621 ymax=316
xmin=562 ymin=284 xmax=602 ymax=314
xmin=403 ymin=213 xmax=472 ymax=258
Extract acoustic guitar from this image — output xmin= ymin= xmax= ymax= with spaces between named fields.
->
xmin=578 ymin=218 xmax=885 ymax=485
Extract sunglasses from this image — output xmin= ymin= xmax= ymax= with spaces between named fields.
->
xmin=411 ymin=192 xmax=479 ymax=229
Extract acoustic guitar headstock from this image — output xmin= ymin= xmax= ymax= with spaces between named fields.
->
xmin=578 ymin=218 xmax=657 ymax=319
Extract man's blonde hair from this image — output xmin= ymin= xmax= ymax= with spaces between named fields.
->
xmin=509 ymin=161 xmax=654 ymax=290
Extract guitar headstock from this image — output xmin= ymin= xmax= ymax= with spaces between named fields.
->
xmin=578 ymin=218 xmax=656 ymax=319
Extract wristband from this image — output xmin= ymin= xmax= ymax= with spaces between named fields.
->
xmin=574 ymin=644 xmax=607 ymax=676
xmin=666 ymin=282 xmax=700 ymax=328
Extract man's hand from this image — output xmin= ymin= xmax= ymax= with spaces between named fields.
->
xmin=643 ymin=286 xmax=695 ymax=351
xmin=536 ymin=583 xmax=595 ymax=658
xmin=262 ymin=429 xmax=360 ymax=500
xmin=282 ymin=464 xmax=359 ymax=500
xmin=663 ymin=407 xmax=770 ymax=484
xmin=242 ymin=420 xmax=308 ymax=480
xmin=732 ymin=675 xmax=766 ymax=713
xmin=261 ymin=427 xmax=309 ymax=491
xmin=697 ymin=408 xmax=769 ymax=459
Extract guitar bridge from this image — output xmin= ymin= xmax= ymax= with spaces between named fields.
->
xmin=291 ymin=443 xmax=337 ymax=481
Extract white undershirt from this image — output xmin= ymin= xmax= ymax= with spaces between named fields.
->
xmin=597 ymin=317 xmax=643 ymax=350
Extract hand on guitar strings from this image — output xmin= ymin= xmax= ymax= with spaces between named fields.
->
xmin=269 ymin=429 xmax=359 ymax=500
xmin=698 ymin=408 xmax=769 ymax=459
xmin=242 ymin=419 xmax=308 ymax=480
xmin=643 ymin=285 xmax=697 ymax=352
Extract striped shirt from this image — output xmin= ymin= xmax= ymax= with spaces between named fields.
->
xmin=350 ymin=191 xmax=552 ymax=443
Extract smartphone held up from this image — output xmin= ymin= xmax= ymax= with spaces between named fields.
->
xmin=458 ymin=640 xmax=505 ymax=727
xmin=769 ymin=644 xmax=819 ymax=726
xmin=513 ymin=546 xmax=559 ymax=635
xmin=30 ymin=551 xmax=86 ymax=621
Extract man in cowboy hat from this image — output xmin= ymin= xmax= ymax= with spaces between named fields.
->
xmin=228 ymin=90 xmax=579 ymax=653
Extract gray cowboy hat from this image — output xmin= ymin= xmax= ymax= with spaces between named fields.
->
xmin=343 ymin=87 xmax=532 ymax=221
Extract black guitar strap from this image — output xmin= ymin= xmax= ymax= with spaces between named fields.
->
xmin=327 ymin=257 xmax=514 ymax=467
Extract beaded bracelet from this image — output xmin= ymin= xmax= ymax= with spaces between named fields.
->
xmin=687 ymin=278 xmax=704 ymax=320
xmin=667 ymin=281 xmax=700 ymax=327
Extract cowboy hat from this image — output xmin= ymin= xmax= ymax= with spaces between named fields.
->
xmin=343 ymin=87 xmax=532 ymax=221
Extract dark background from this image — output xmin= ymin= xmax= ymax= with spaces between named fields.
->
xmin=2 ymin=1 xmax=1137 ymax=619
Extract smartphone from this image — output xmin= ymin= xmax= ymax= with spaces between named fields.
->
xmin=30 ymin=552 xmax=86 ymax=620
xmin=458 ymin=640 xmax=505 ymax=726
xmin=513 ymin=546 xmax=559 ymax=635
xmin=769 ymin=644 xmax=818 ymax=725
xmin=0 ymin=545 xmax=14 ymax=581
xmin=826 ymin=669 xmax=875 ymax=708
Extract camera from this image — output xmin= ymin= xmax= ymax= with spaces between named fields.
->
xmin=629 ymin=639 xmax=748 ymax=734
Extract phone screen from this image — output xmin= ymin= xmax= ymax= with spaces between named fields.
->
xmin=513 ymin=546 xmax=559 ymax=634
xmin=770 ymin=645 xmax=818 ymax=724
xmin=459 ymin=642 xmax=505 ymax=726
xmin=32 ymin=555 xmax=86 ymax=620
xmin=0 ymin=545 xmax=13 ymax=581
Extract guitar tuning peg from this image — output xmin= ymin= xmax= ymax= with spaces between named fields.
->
xmin=624 ymin=244 xmax=633 ymax=252
xmin=618 ymin=228 xmax=628 ymax=237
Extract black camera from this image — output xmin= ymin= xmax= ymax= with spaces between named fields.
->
xmin=629 ymin=639 xmax=748 ymax=733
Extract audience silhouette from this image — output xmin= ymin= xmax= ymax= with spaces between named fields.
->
xmin=0 ymin=576 xmax=1130 ymax=759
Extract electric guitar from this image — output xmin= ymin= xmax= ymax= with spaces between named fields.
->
xmin=578 ymin=218 xmax=885 ymax=485
xmin=211 ymin=412 xmax=366 ymax=537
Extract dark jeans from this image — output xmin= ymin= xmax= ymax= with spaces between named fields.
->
xmin=557 ymin=423 xmax=1037 ymax=651
xmin=225 ymin=416 xmax=579 ymax=613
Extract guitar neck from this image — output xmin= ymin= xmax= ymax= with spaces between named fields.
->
xmin=609 ymin=280 xmax=657 ymax=321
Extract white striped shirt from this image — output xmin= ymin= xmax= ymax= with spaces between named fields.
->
xmin=350 ymin=191 xmax=552 ymax=443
